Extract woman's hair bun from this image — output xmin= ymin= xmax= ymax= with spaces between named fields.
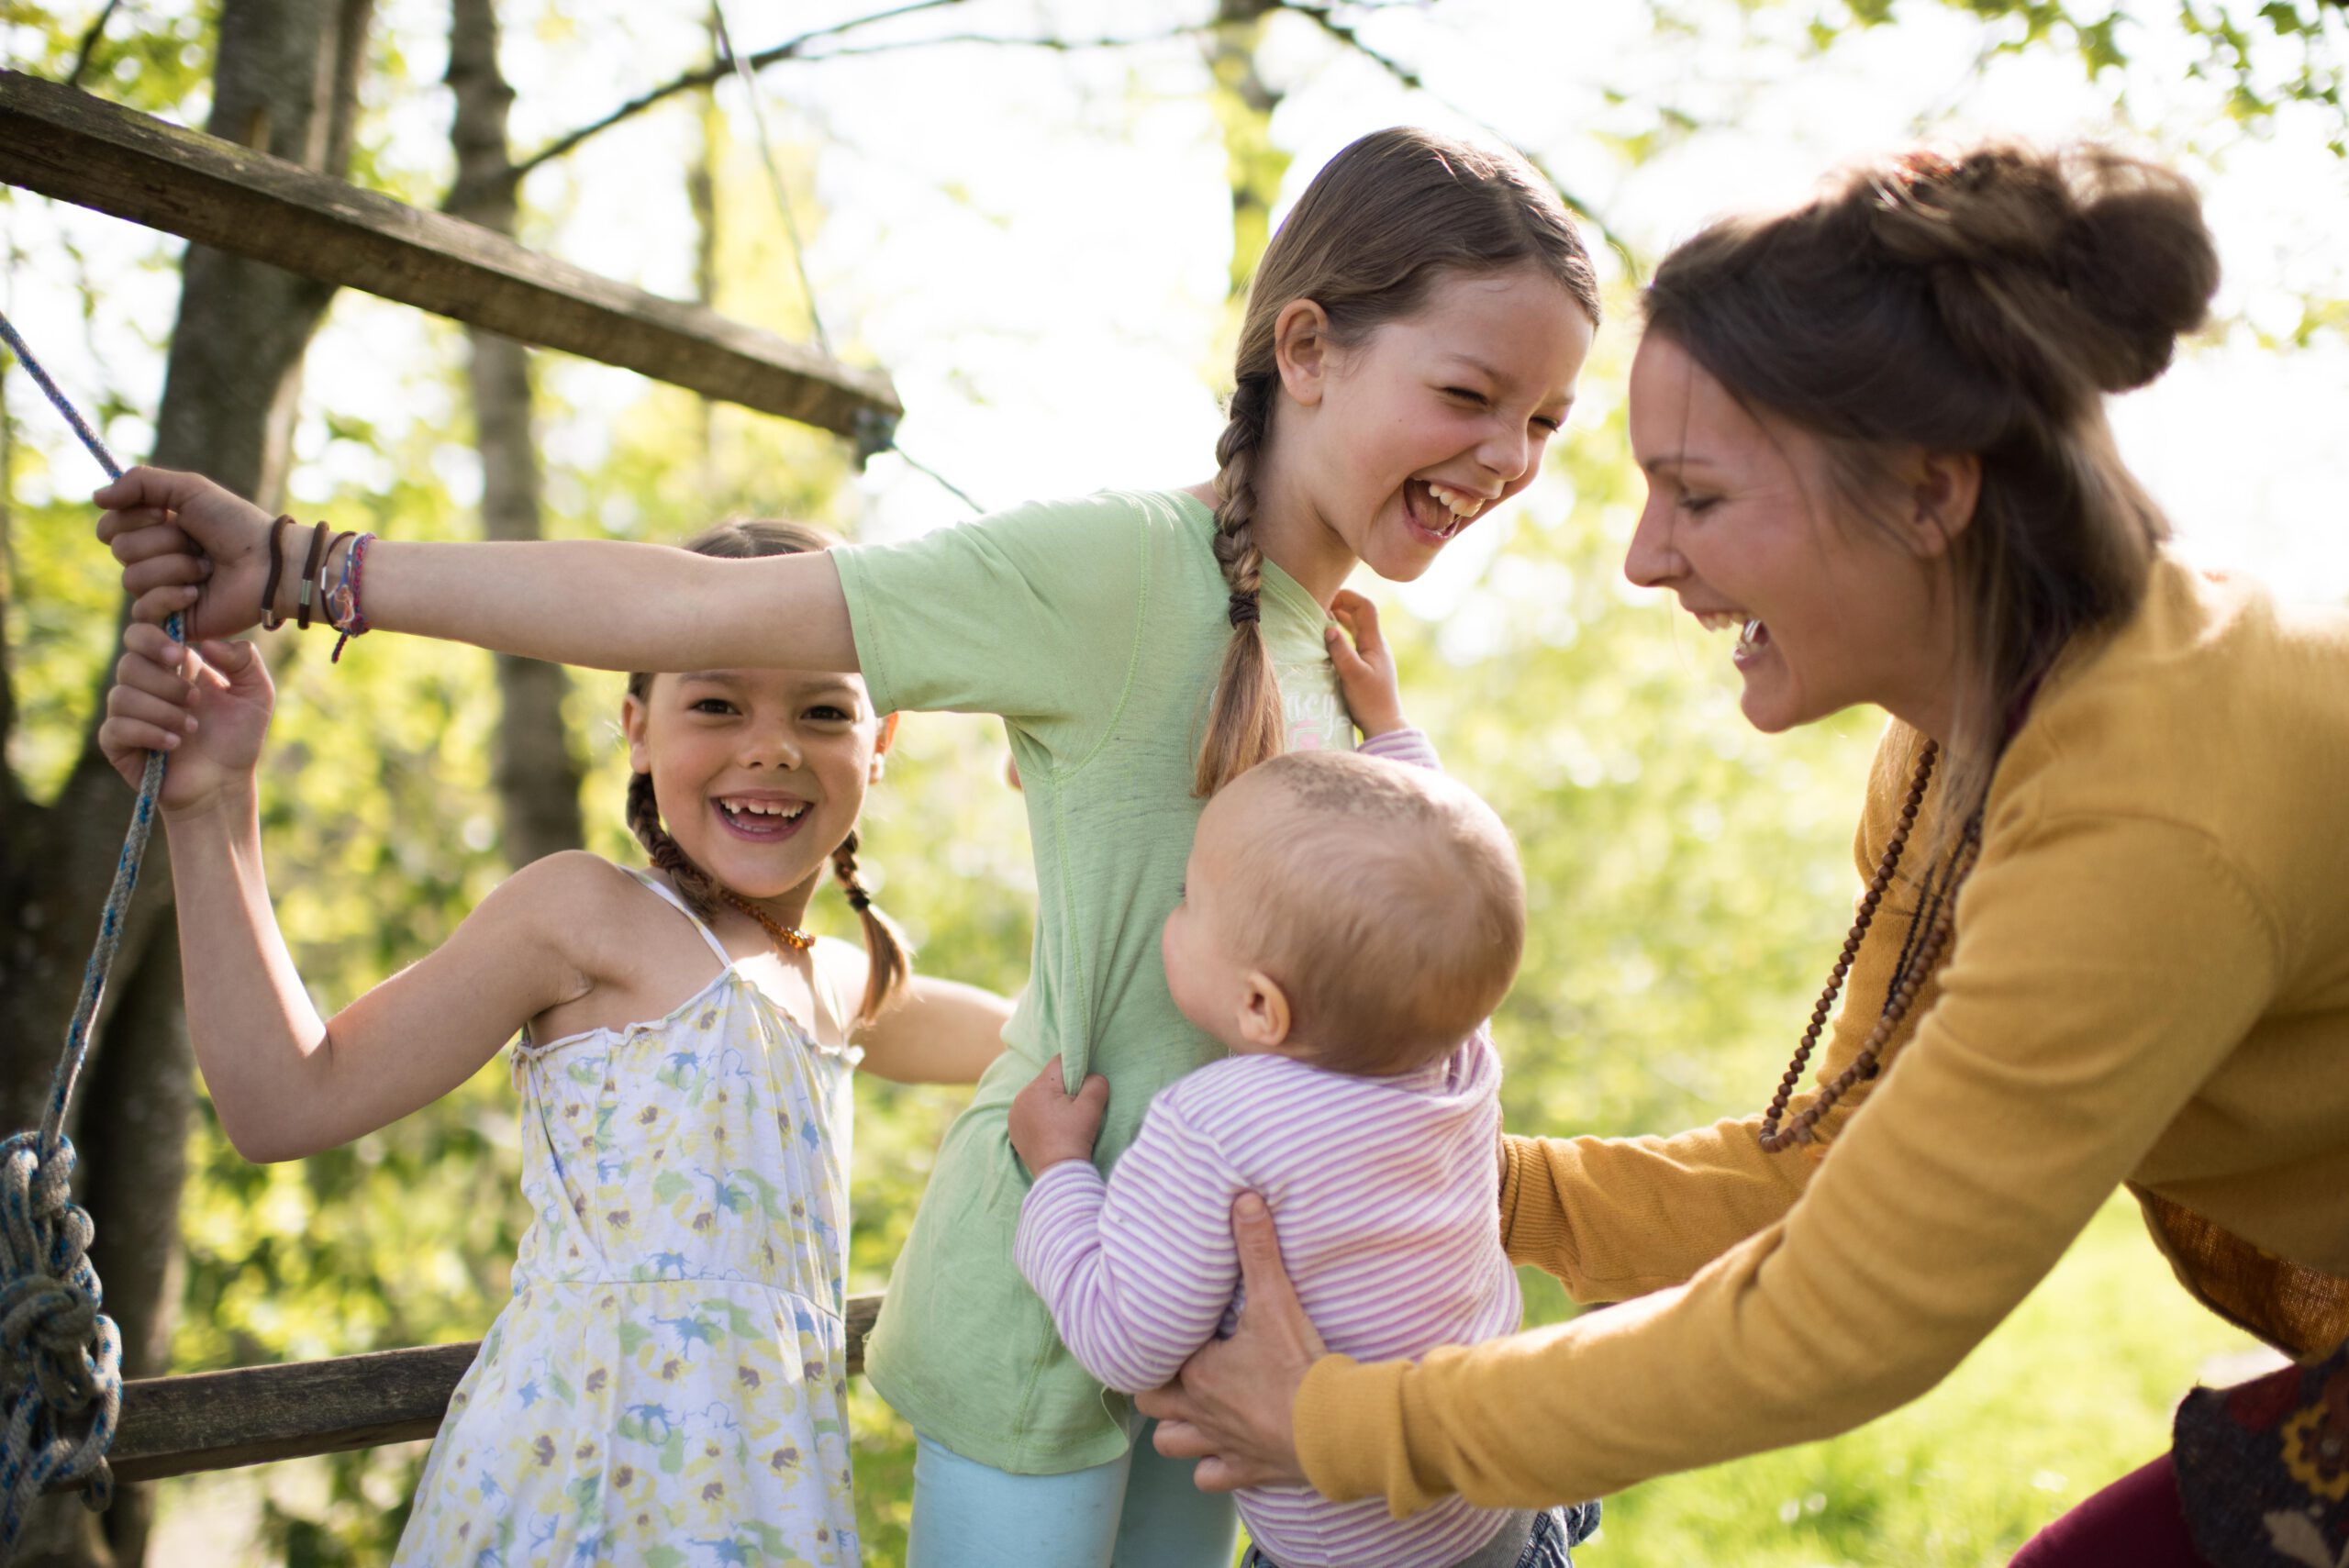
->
xmin=1866 ymin=141 xmax=2220 ymax=402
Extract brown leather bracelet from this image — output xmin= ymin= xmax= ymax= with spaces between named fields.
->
xmin=295 ymin=520 xmax=330 ymax=629
xmin=260 ymin=514 xmax=294 ymax=631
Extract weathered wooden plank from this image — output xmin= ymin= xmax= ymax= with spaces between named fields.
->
xmin=0 ymin=69 xmax=901 ymax=440
xmin=76 ymin=1292 xmax=882 ymax=1486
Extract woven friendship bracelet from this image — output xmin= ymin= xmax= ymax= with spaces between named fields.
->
xmin=328 ymin=532 xmax=374 ymax=662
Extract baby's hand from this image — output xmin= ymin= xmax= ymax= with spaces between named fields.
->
xmin=98 ymin=623 xmax=275 ymax=817
xmin=1008 ymin=1055 xmax=1108 ymax=1177
xmin=1325 ymin=590 xmax=1408 ymax=739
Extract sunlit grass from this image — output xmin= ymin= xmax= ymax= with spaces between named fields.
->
xmin=850 ymin=1193 xmax=2263 ymax=1567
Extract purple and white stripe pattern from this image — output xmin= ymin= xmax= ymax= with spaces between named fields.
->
xmin=1016 ymin=1031 xmax=1522 ymax=1568
xmin=1353 ymin=727 xmax=1441 ymax=772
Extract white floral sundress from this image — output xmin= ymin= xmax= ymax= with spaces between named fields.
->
xmin=395 ymin=871 xmax=861 ymax=1567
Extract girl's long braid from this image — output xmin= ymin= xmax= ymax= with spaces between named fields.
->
xmin=829 ymin=830 xmax=910 ymax=1025
xmin=1193 ymin=372 xmax=1287 ymax=796
xmin=1184 ymin=130 xmax=1600 ymax=792
xmin=626 ymin=768 xmax=723 ymax=922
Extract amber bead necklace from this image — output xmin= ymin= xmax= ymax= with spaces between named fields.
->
xmin=1758 ymin=740 xmax=1986 ymax=1153
xmin=717 ymin=886 xmax=815 ymax=953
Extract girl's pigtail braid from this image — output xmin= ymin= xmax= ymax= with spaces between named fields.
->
xmin=627 ymin=769 xmax=722 ymax=922
xmin=831 ymin=830 xmax=910 ymax=1026
xmin=1192 ymin=372 xmax=1288 ymax=797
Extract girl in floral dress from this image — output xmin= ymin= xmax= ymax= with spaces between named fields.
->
xmin=98 ymin=519 xmax=1008 ymax=1566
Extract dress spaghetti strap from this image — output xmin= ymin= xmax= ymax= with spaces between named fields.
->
xmin=622 ymin=867 xmax=736 ymax=970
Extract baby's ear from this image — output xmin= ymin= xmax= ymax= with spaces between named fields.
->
xmin=1238 ymin=970 xmax=1293 ymax=1051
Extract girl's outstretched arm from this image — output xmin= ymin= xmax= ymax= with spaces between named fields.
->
xmin=95 ymin=466 xmax=857 ymax=673
xmin=818 ymin=938 xmax=1009 ymax=1084
xmin=858 ymin=977 xmax=1012 ymax=1084
xmin=100 ymin=624 xmax=626 ymax=1161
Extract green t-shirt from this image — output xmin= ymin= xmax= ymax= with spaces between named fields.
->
xmin=834 ymin=488 xmax=1353 ymax=1472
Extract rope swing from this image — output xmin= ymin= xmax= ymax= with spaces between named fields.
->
xmin=0 ymin=31 xmax=952 ymax=1552
xmin=0 ymin=307 xmax=170 ymax=1554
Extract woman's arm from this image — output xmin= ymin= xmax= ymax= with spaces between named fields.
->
xmin=98 ymin=466 xmax=856 ymax=673
xmin=1157 ymin=808 xmax=2279 ymax=1512
xmin=1312 ymin=810 xmax=2274 ymax=1510
xmin=1497 ymin=1121 xmax=1813 ymax=1301
xmin=1498 ymin=730 xmax=1951 ymax=1299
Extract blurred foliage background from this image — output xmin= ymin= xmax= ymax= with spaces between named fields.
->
xmin=5 ymin=0 xmax=2339 ymax=1562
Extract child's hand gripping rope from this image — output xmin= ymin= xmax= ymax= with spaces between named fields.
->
xmin=1008 ymin=1055 xmax=1108 ymax=1177
xmin=98 ymin=625 xmax=274 ymax=816
xmin=95 ymin=467 xmax=274 ymax=639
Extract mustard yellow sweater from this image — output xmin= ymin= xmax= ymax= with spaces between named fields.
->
xmin=1298 ymin=557 xmax=2349 ymax=1512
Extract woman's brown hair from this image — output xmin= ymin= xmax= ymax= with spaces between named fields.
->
xmin=1642 ymin=140 xmax=2220 ymax=838
xmin=1197 ymin=126 xmax=1603 ymax=795
xmin=625 ymin=517 xmax=911 ymax=1025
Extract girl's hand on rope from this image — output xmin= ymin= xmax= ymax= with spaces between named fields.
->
xmin=1326 ymin=590 xmax=1408 ymax=740
xmin=1008 ymin=1055 xmax=1108 ymax=1177
xmin=100 ymin=623 xmax=275 ymax=817
xmin=1136 ymin=1194 xmax=1319 ymax=1492
xmin=95 ymin=465 xmax=273 ymax=639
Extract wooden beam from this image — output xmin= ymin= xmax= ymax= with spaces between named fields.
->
xmin=0 ymin=70 xmax=901 ymax=441
xmin=78 ymin=1292 xmax=882 ymax=1486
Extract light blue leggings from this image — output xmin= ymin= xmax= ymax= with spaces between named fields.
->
xmin=906 ymin=1419 xmax=1239 ymax=1568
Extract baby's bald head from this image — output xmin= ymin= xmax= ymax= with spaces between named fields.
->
xmin=1196 ymin=751 xmax=1524 ymax=1073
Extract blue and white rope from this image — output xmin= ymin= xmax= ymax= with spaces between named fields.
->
xmin=0 ymin=306 xmax=171 ymax=1550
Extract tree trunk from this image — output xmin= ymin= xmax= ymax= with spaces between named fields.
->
xmin=0 ymin=0 xmax=372 ymax=1558
xmin=1206 ymin=0 xmax=1287 ymax=305
xmin=448 ymin=0 xmax=584 ymax=870
xmin=689 ymin=10 xmax=721 ymax=488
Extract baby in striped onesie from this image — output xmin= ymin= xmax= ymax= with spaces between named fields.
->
xmin=1008 ymin=665 xmax=1599 ymax=1568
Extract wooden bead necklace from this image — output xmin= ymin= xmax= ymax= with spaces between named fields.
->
xmin=1758 ymin=739 xmax=1985 ymax=1153
xmin=717 ymin=886 xmax=814 ymax=953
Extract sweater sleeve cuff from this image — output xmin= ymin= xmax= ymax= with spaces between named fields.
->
xmin=1296 ymin=1354 xmax=1440 ymax=1518
xmin=1499 ymin=1134 xmax=1573 ymax=1269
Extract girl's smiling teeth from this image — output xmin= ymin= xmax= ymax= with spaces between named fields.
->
xmin=715 ymin=795 xmax=811 ymax=840
xmin=1408 ymin=478 xmax=1487 ymax=540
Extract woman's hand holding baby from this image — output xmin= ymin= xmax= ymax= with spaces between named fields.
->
xmin=99 ymin=623 xmax=275 ymax=818
xmin=1325 ymin=590 xmax=1408 ymax=739
xmin=1008 ymin=1055 xmax=1109 ymax=1175
xmin=1138 ymin=1194 xmax=1321 ymax=1491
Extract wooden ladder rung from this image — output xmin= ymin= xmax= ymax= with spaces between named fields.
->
xmin=61 ymin=1291 xmax=882 ymax=1487
xmin=0 ymin=69 xmax=901 ymax=439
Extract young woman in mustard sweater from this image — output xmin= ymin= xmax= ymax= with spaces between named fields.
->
xmin=1140 ymin=140 xmax=2349 ymax=1567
